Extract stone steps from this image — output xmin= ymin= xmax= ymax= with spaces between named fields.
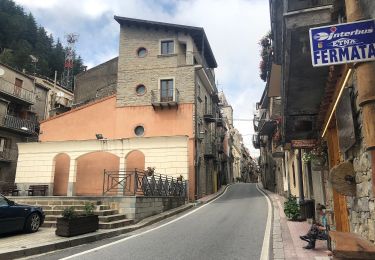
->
xmin=99 ymin=219 xmax=133 ymax=229
xmin=99 ymin=213 xmax=126 ymax=223
xmin=14 ymin=198 xmax=133 ymax=230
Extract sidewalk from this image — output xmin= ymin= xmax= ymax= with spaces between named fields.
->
xmin=0 ymin=185 xmax=230 ymax=260
xmin=261 ymin=187 xmax=331 ymax=260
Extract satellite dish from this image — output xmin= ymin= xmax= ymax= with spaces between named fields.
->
xmin=329 ymin=161 xmax=356 ymax=196
xmin=0 ymin=68 xmax=4 ymax=77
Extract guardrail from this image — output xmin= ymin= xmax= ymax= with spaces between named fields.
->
xmin=0 ymin=78 xmax=36 ymax=104
xmin=3 ymin=115 xmax=38 ymax=134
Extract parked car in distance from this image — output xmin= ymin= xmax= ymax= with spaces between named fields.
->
xmin=0 ymin=194 xmax=45 ymax=235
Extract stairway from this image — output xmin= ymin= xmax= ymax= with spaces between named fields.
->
xmin=14 ymin=199 xmax=134 ymax=229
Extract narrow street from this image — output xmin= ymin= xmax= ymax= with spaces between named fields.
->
xmin=33 ymin=184 xmax=269 ymax=260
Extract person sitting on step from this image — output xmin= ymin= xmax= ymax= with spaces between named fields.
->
xmin=300 ymin=203 xmax=328 ymax=249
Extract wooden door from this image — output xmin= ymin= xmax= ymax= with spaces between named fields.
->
xmin=326 ymin=125 xmax=350 ymax=232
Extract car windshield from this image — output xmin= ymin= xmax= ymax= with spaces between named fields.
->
xmin=0 ymin=195 xmax=9 ymax=206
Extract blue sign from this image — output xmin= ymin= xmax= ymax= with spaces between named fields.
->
xmin=309 ymin=19 xmax=375 ymax=67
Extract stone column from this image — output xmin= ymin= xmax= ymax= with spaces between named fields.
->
xmin=67 ymin=158 xmax=77 ymax=196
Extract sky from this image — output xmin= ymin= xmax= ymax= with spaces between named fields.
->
xmin=15 ymin=0 xmax=270 ymax=157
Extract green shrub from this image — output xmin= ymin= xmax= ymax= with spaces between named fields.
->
xmin=84 ymin=202 xmax=95 ymax=215
xmin=62 ymin=206 xmax=77 ymax=219
xmin=284 ymin=196 xmax=300 ymax=220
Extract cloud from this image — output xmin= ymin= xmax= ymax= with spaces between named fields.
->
xmin=15 ymin=0 xmax=269 ymax=156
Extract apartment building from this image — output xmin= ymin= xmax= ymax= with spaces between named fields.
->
xmin=15 ymin=17 xmax=226 ymax=199
xmin=0 ymin=63 xmax=38 ymax=188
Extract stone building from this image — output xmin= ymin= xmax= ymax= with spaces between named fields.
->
xmin=15 ymin=17 xmax=228 ymax=200
xmin=256 ymin=0 xmax=375 ymax=246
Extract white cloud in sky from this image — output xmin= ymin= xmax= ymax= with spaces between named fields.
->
xmin=15 ymin=0 xmax=269 ymax=156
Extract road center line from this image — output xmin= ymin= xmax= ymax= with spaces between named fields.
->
xmin=60 ymin=185 xmax=230 ymax=260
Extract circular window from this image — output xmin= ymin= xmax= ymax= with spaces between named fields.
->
xmin=137 ymin=47 xmax=147 ymax=58
xmin=136 ymin=84 xmax=146 ymax=95
xmin=134 ymin=125 xmax=145 ymax=136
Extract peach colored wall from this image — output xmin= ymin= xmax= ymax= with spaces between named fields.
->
xmin=53 ymin=153 xmax=70 ymax=196
xmin=76 ymin=152 xmax=119 ymax=196
xmin=126 ymin=150 xmax=145 ymax=172
xmin=40 ymin=96 xmax=194 ymax=141
xmin=40 ymin=96 xmax=196 ymax=198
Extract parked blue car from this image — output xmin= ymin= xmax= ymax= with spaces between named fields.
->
xmin=0 ymin=194 xmax=45 ymax=234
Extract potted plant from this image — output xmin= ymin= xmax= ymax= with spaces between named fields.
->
xmin=284 ymin=195 xmax=300 ymax=221
xmin=55 ymin=202 xmax=99 ymax=237
xmin=145 ymin=167 xmax=155 ymax=176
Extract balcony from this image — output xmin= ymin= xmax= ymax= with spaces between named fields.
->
xmin=0 ymin=78 xmax=35 ymax=104
xmin=203 ymin=108 xmax=216 ymax=123
xmin=0 ymin=148 xmax=18 ymax=162
xmin=151 ymin=88 xmax=179 ymax=109
xmin=287 ymin=0 xmax=333 ymax=12
xmin=2 ymin=115 xmax=38 ymax=135
xmin=253 ymin=134 xmax=260 ymax=149
xmin=258 ymin=119 xmax=277 ymax=136
xmin=204 ymin=141 xmax=217 ymax=159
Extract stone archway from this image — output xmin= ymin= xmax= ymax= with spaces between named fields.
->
xmin=53 ymin=153 xmax=70 ymax=196
xmin=126 ymin=150 xmax=145 ymax=172
xmin=76 ymin=152 xmax=119 ymax=196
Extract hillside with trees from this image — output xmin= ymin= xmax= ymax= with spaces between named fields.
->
xmin=0 ymin=0 xmax=85 ymax=83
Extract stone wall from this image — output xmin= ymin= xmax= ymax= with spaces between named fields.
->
xmin=342 ymin=73 xmax=374 ymax=242
xmin=74 ymin=57 xmax=118 ymax=106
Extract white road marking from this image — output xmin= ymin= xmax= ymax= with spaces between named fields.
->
xmin=60 ymin=186 xmax=230 ymax=260
xmin=256 ymin=184 xmax=272 ymax=260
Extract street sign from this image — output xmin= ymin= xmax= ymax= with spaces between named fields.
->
xmin=309 ymin=19 xmax=375 ymax=67
xmin=291 ymin=139 xmax=316 ymax=149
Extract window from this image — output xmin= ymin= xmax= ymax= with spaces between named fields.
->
xmin=161 ymin=40 xmax=174 ymax=55
xmin=136 ymin=84 xmax=146 ymax=96
xmin=14 ymin=78 xmax=22 ymax=96
xmin=137 ymin=47 xmax=147 ymax=58
xmin=160 ymin=79 xmax=174 ymax=102
xmin=134 ymin=126 xmax=144 ymax=136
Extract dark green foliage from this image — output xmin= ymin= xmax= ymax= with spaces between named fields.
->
xmin=83 ymin=202 xmax=95 ymax=216
xmin=258 ymin=31 xmax=272 ymax=82
xmin=0 ymin=0 xmax=85 ymax=79
xmin=62 ymin=207 xmax=77 ymax=219
xmin=284 ymin=195 xmax=300 ymax=220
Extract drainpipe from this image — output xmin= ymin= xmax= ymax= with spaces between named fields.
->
xmin=297 ymin=148 xmax=304 ymax=202
xmin=345 ymin=1 xmax=375 ymax=151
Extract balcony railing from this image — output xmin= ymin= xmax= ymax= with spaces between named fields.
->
xmin=0 ymin=148 xmax=18 ymax=162
xmin=2 ymin=115 xmax=38 ymax=134
xmin=204 ymin=141 xmax=217 ymax=159
xmin=287 ymin=0 xmax=333 ymax=12
xmin=0 ymin=78 xmax=36 ymax=104
xmin=151 ymin=88 xmax=179 ymax=108
xmin=203 ymin=108 xmax=216 ymax=123
xmin=253 ymin=134 xmax=260 ymax=149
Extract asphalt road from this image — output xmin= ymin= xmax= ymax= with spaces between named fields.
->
xmin=28 ymin=183 xmax=269 ymax=260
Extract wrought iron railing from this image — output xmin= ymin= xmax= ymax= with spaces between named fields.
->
xmin=151 ymin=88 xmax=180 ymax=104
xmin=3 ymin=115 xmax=38 ymax=134
xmin=287 ymin=0 xmax=333 ymax=12
xmin=0 ymin=148 xmax=18 ymax=161
xmin=102 ymin=169 xmax=187 ymax=197
xmin=0 ymin=78 xmax=36 ymax=104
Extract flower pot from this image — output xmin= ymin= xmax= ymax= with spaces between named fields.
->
xmin=55 ymin=215 xmax=99 ymax=237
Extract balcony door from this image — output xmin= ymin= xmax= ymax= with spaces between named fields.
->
xmin=160 ymin=79 xmax=173 ymax=102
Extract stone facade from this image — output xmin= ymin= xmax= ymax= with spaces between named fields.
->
xmin=74 ymin=57 xmax=118 ymax=106
xmin=344 ymin=73 xmax=374 ymax=242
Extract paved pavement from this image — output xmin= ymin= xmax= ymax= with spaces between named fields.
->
xmin=261 ymin=188 xmax=331 ymax=260
xmin=30 ymin=183 xmax=269 ymax=260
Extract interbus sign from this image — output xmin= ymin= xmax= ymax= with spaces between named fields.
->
xmin=309 ymin=19 xmax=375 ymax=67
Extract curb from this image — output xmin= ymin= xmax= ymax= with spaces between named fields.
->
xmin=0 ymin=203 xmax=194 ymax=259
xmin=195 ymin=183 xmax=232 ymax=205
xmin=256 ymin=183 xmax=274 ymax=260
